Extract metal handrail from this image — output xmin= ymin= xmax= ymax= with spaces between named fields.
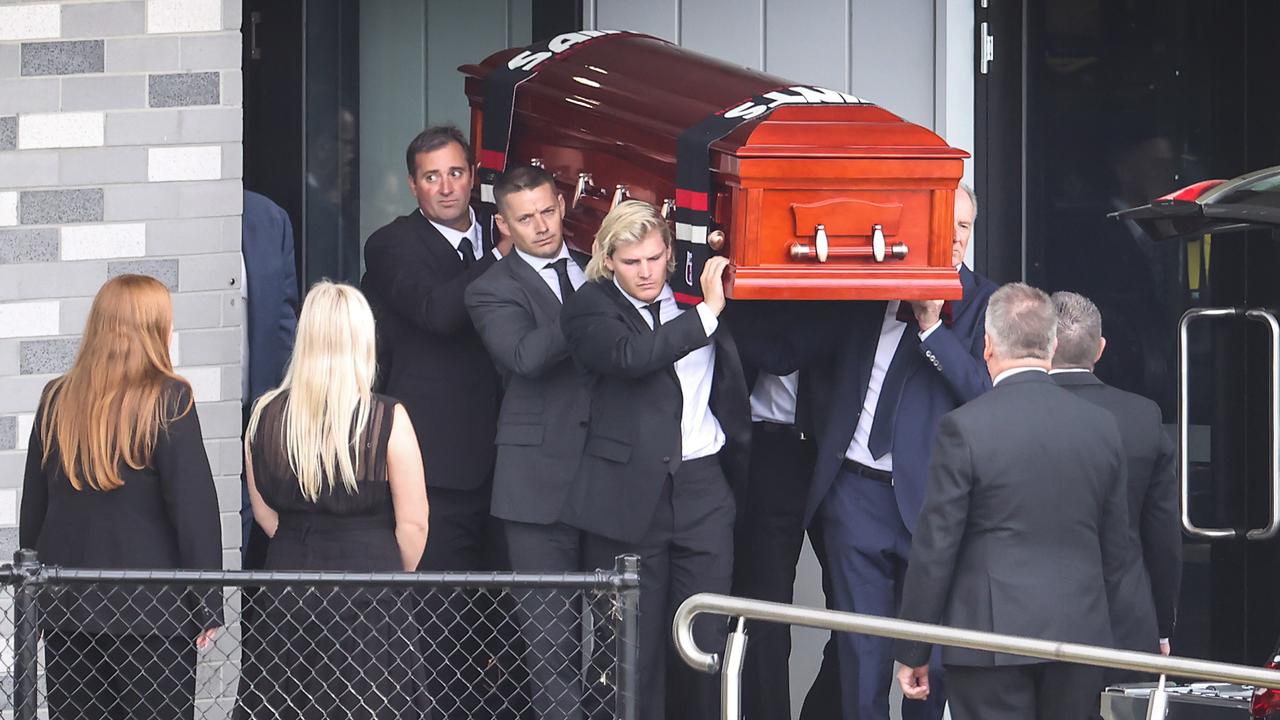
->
xmin=673 ymin=593 xmax=1280 ymax=688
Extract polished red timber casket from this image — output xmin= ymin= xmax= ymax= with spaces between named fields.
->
xmin=461 ymin=31 xmax=967 ymax=300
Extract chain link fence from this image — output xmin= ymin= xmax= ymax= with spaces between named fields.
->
xmin=0 ymin=551 xmax=639 ymax=720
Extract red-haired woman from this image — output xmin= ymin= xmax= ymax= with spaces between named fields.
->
xmin=20 ymin=274 xmax=223 ymax=720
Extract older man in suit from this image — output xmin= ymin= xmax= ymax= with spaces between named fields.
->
xmin=895 ymin=283 xmax=1135 ymax=720
xmin=1050 ymin=290 xmax=1180 ymax=660
xmin=465 ymin=165 xmax=592 ymax=720
xmin=779 ymin=185 xmax=995 ymax=720
xmin=561 ymin=200 xmax=750 ymax=720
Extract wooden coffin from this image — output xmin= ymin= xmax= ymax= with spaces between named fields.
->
xmin=461 ymin=32 xmax=966 ymax=300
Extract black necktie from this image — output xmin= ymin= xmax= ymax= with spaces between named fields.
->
xmin=546 ymin=258 xmax=575 ymax=301
xmin=867 ymin=322 xmax=922 ymax=459
xmin=458 ymin=236 xmax=475 ymax=268
xmin=645 ymin=301 xmax=663 ymax=330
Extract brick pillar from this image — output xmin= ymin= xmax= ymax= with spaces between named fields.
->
xmin=0 ymin=0 xmax=245 ymax=565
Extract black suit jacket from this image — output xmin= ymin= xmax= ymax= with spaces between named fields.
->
xmin=560 ymin=279 xmax=751 ymax=543
xmin=361 ymin=207 xmax=501 ymax=491
xmin=1054 ymin=370 xmax=1181 ymax=644
xmin=20 ymin=380 xmax=223 ymax=636
xmin=465 ymin=250 xmax=594 ymax=525
xmin=895 ymin=371 xmax=1135 ymax=667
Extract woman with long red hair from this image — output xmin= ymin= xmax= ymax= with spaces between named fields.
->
xmin=20 ymin=274 xmax=223 ymax=720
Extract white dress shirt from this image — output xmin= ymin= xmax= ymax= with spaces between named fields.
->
xmin=845 ymin=301 xmax=909 ymax=471
xmin=993 ymin=366 xmax=1048 ymax=385
xmin=421 ymin=207 xmax=501 ymax=262
xmin=750 ymin=372 xmax=799 ymax=425
xmin=614 ymin=280 xmax=724 ymax=461
xmin=515 ymin=243 xmax=586 ymax=303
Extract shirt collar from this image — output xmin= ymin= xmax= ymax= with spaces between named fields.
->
xmin=614 ymin=277 xmax=672 ymax=310
xmin=993 ymin=366 xmax=1048 ymax=386
xmin=1048 ymin=367 xmax=1093 ymax=375
xmin=421 ymin=207 xmax=479 ymax=250
xmin=515 ymin=241 xmax=570 ymax=274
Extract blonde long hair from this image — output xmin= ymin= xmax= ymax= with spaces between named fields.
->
xmin=40 ymin=274 xmax=190 ymax=491
xmin=584 ymin=200 xmax=676 ymax=281
xmin=246 ymin=281 xmax=378 ymax=501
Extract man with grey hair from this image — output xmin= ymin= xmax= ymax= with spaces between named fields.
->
xmin=894 ymin=282 xmax=1134 ymax=720
xmin=1050 ymin=291 xmax=1180 ymax=663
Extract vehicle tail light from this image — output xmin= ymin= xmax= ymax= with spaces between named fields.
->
xmin=1251 ymin=655 xmax=1280 ymax=718
xmin=1159 ymin=178 xmax=1227 ymax=203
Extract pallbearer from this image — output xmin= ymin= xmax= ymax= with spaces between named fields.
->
xmin=560 ymin=200 xmax=751 ymax=720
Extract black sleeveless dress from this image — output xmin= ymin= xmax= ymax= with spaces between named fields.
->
xmin=238 ymin=392 xmax=431 ymax=720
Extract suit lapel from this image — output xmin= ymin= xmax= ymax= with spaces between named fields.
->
xmin=600 ymin=280 xmax=682 ymax=388
xmin=410 ymin=210 xmax=468 ymax=270
xmin=600 ymin=279 xmax=654 ymax=335
xmin=410 ymin=204 xmax=493 ymax=270
xmin=507 ymin=253 xmax=562 ymax=313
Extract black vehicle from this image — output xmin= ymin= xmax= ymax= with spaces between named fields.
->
xmin=1110 ymin=167 xmax=1280 ymax=720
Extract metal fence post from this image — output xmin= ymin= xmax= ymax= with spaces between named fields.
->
xmin=12 ymin=549 xmax=42 ymax=720
xmin=613 ymin=554 xmax=641 ymax=720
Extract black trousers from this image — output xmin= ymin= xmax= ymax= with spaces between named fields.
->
xmin=732 ymin=421 xmax=842 ymax=720
xmin=584 ymin=455 xmax=736 ymax=720
xmin=946 ymin=662 xmax=1105 ymax=720
xmin=416 ymin=484 xmax=524 ymax=719
xmin=46 ymin=629 xmax=196 ymax=720
xmin=506 ymin=520 xmax=590 ymax=720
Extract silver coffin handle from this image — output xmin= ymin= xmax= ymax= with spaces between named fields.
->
xmin=814 ymin=224 xmax=829 ymax=263
xmin=1245 ymin=308 xmax=1280 ymax=541
xmin=1179 ymin=307 xmax=1241 ymax=539
xmin=871 ymin=224 xmax=886 ymax=262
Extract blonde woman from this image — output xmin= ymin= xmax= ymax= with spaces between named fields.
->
xmin=239 ymin=280 xmax=430 ymax=719
xmin=20 ymin=274 xmax=222 ymax=720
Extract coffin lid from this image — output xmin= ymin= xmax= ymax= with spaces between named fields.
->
xmin=460 ymin=32 xmax=968 ymax=163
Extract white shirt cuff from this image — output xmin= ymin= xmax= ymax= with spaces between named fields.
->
xmin=918 ymin=319 xmax=943 ymax=341
xmin=695 ymin=303 xmax=719 ymax=336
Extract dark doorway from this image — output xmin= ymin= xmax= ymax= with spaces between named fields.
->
xmin=977 ymin=0 xmax=1280 ymax=665
xmin=242 ymin=0 xmax=360 ymax=288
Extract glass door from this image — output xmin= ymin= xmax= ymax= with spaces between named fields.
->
xmin=980 ymin=0 xmax=1280 ymax=664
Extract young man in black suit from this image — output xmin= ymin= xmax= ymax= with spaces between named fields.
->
xmin=361 ymin=125 xmax=510 ymax=719
xmin=465 ymin=165 xmax=592 ymax=720
xmin=895 ymin=283 xmax=1137 ymax=720
xmin=560 ymin=200 xmax=751 ymax=720
xmin=1050 ymin=290 xmax=1181 ymax=660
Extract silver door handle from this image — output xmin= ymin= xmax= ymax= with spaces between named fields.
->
xmin=1246 ymin=308 xmax=1280 ymax=541
xmin=1178 ymin=307 xmax=1280 ymax=540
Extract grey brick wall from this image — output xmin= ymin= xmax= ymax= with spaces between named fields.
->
xmin=0 ymin=1 xmax=245 ymax=713
xmin=0 ymin=0 xmax=244 ymax=565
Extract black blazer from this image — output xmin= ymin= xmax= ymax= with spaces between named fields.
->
xmin=560 ymin=279 xmax=751 ymax=543
xmin=20 ymin=380 xmax=223 ymax=636
xmin=894 ymin=371 xmax=1135 ymax=667
xmin=465 ymin=250 xmax=594 ymax=525
xmin=1054 ymin=370 xmax=1181 ymax=645
xmin=361 ymin=207 xmax=501 ymax=491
